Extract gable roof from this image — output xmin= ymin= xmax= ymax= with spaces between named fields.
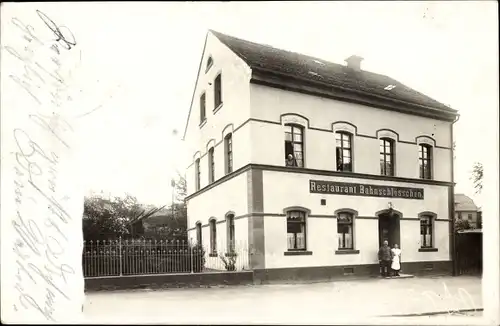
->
xmin=210 ymin=30 xmax=458 ymax=121
xmin=454 ymin=193 xmax=479 ymax=212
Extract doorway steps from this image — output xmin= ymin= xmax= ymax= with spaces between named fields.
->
xmin=379 ymin=273 xmax=414 ymax=279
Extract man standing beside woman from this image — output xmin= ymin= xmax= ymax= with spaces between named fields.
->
xmin=378 ymin=240 xmax=402 ymax=277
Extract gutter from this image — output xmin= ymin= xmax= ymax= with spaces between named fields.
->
xmin=450 ymin=113 xmax=460 ymax=276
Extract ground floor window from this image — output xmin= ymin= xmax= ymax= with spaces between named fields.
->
xmin=420 ymin=215 xmax=433 ymax=248
xmin=196 ymin=222 xmax=202 ymax=246
xmin=287 ymin=210 xmax=306 ymax=250
xmin=209 ymin=219 xmax=217 ymax=254
xmin=337 ymin=212 xmax=354 ymax=249
xmin=227 ymin=214 xmax=235 ymax=253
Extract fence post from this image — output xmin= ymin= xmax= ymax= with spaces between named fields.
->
xmin=119 ymin=236 xmax=123 ymax=276
xmin=190 ymin=239 xmax=194 ymax=274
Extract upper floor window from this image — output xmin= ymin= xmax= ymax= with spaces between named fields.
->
xmin=336 ymin=131 xmax=352 ymax=172
xmin=195 ymin=158 xmax=201 ymax=191
xmin=208 ymin=147 xmax=215 ymax=184
xmin=284 ymin=124 xmax=304 ymax=168
xmin=206 ymin=56 xmax=213 ymax=72
xmin=225 ymin=133 xmax=233 ymax=174
xmin=419 ymin=144 xmax=432 ymax=179
xmin=196 ymin=222 xmax=202 ymax=245
xmin=380 ymin=138 xmax=395 ymax=176
xmin=214 ymin=74 xmax=222 ymax=109
xmin=287 ymin=210 xmax=306 ymax=250
xmin=226 ymin=214 xmax=235 ymax=253
xmin=337 ymin=212 xmax=354 ymax=250
xmin=200 ymin=93 xmax=206 ymax=123
xmin=420 ymin=215 xmax=433 ymax=248
xmin=209 ymin=219 xmax=217 ymax=255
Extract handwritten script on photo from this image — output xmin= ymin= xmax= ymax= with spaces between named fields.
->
xmin=2 ymin=8 xmax=85 ymax=324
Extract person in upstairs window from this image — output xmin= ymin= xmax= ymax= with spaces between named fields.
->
xmin=378 ymin=240 xmax=392 ymax=277
xmin=286 ymin=153 xmax=297 ymax=167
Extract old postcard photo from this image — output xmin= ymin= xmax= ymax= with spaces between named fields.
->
xmin=1 ymin=1 xmax=498 ymax=325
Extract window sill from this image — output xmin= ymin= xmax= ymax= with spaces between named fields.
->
xmin=335 ymin=249 xmax=360 ymax=255
xmin=284 ymin=251 xmax=312 ymax=256
xmin=419 ymin=247 xmax=438 ymax=252
xmin=199 ymin=119 xmax=207 ymax=129
xmin=213 ymin=103 xmax=223 ymax=114
xmin=225 ymin=252 xmax=237 ymax=257
xmin=209 ymin=253 xmax=218 ymax=257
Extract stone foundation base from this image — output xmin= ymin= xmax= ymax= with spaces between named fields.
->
xmin=253 ymin=260 xmax=452 ymax=284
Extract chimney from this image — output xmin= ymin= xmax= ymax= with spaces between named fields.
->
xmin=345 ymin=55 xmax=364 ymax=71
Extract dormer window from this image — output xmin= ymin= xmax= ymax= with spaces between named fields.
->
xmin=206 ymin=56 xmax=213 ymax=72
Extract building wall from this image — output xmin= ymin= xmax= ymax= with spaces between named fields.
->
xmin=249 ymin=84 xmax=453 ymax=182
xmin=184 ymin=32 xmax=253 ymax=196
xmin=262 ymin=170 xmax=451 ymax=269
xmin=187 ymin=171 xmax=248 ymax=230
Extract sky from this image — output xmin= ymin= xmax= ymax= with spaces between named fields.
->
xmin=4 ymin=1 xmax=497 ymax=207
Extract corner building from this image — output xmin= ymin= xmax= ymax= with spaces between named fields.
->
xmin=182 ymin=30 xmax=460 ymax=282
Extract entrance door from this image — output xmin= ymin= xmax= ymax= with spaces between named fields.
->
xmin=378 ymin=213 xmax=401 ymax=248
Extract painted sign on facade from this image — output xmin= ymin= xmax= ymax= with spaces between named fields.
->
xmin=310 ymin=180 xmax=424 ymax=199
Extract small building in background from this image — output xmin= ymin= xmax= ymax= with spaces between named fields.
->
xmin=454 ymin=194 xmax=481 ymax=229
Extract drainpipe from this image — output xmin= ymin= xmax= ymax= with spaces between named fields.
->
xmin=451 ymin=114 xmax=460 ymax=276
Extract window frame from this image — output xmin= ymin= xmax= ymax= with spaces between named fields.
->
xmin=214 ymin=73 xmax=223 ymax=109
xmin=419 ymin=144 xmax=433 ymax=179
xmin=195 ymin=158 xmax=201 ymax=191
xmin=285 ymin=209 xmax=308 ymax=251
xmin=209 ymin=218 xmax=217 ymax=255
xmin=419 ymin=215 xmax=434 ymax=248
xmin=195 ymin=222 xmax=202 ymax=246
xmin=284 ymin=123 xmax=305 ymax=168
xmin=335 ymin=131 xmax=353 ymax=172
xmin=380 ymin=137 xmax=395 ymax=176
xmin=226 ymin=213 xmax=235 ymax=254
xmin=208 ymin=147 xmax=215 ymax=184
xmin=225 ymin=133 xmax=233 ymax=174
xmin=336 ymin=212 xmax=354 ymax=250
xmin=206 ymin=56 xmax=213 ymax=72
xmin=199 ymin=92 xmax=206 ymax=124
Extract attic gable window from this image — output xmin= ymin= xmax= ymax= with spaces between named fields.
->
xmin=200 ymin=93 xmax=206 ymax=124
xmin=206 ymin=56 xmax=213 ymax=72
xmin=214 ymin=73 xmax=223 ymax=109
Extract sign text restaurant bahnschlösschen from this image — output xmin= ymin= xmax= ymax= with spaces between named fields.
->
xmin=310 ymin=180 xmax=424 ymax=199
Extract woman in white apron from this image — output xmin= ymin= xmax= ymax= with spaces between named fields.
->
xmin=391 ymin=244 xmax=402 ymax=276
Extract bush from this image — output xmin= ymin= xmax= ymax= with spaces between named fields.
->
xmin=191 ymin=244 xmax=206 ymax=273
xmin=456 ymin=219 xmax=472 ymax=232
xmin=219 ymin=252 xmax=238 ymax=271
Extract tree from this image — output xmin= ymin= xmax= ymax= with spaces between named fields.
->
xmin=83 ymin=194 xmax=166 ymax=241
xmin=174 ymin=172 xmax=187 ymax=202
xmin=470 ymin=162 xmax=483 ymax=194
xmin=455 ymin=219 xmax=472 ymax=232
